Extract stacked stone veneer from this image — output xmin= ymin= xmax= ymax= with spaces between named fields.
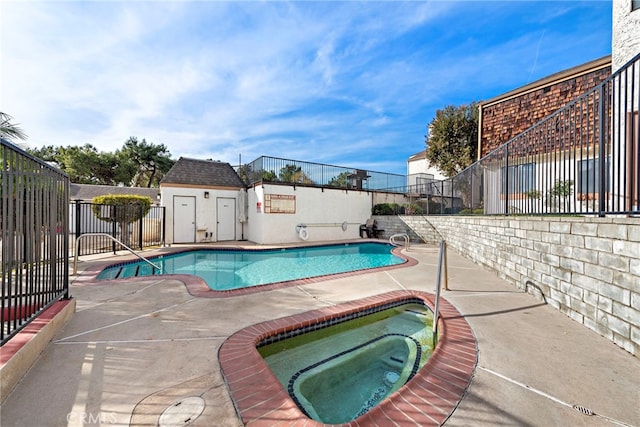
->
xmin=371 ymin=215 xmax=423 ymax=242
xmin=612 ymin=0 xmax=640 ymax=70
xmin=378 ymin=215 xmax=640 ymax=356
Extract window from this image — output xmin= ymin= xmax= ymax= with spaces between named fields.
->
xmin=633 ymin=0 xmax=640 ymax=11
xmin=578 ymin=157 xmax=610 ymax=195
xmin=502 ymin=163 xmax=535 ymax=194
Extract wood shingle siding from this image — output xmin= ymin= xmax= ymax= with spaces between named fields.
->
xmin=479 ymin=55 xmax=611 ymax=157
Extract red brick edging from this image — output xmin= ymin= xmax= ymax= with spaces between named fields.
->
xmin=1 ymin=300 xmax=73 ymax=366
xmin=219 ymin=290 xmax=477 ymax=426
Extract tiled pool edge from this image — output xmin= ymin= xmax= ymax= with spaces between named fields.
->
xmin=218 ymin=290 xmax=478 ymax=426
xmin=75 ymin=244 xmax=417 ymax=299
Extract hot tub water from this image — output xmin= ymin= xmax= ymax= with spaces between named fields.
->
xmin=258 ymin=301 xmax=435 ymax=424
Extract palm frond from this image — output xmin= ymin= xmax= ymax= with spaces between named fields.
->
xmin=0 ymin=112 xmax=28 ymax=141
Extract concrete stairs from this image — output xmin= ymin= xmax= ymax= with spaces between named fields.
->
xmin=372 ymin=215 xmax=442 ymax=244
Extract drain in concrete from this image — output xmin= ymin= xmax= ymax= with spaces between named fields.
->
xmin=572 ymin=404 xmax=594 ymax=416
xmin=159 ymin=396 xmax=205 ymax=426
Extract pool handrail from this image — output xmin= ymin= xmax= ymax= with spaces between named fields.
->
xmin=432 ymin=240 xmax=449 ymax=345
xmin=389 ymin=233 xmax=410 ymax=251
xmin=73 ymin=233 xmax=162 ymax=275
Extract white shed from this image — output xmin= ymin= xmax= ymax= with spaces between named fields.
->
xmin=160 ymin=157 xmax=247 ymax=244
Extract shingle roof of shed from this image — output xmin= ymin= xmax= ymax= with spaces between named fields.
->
xmin=70 ymin=184 xmax=160 ymax=201
xmin=160 ymin=157 xmax=245 ymax=188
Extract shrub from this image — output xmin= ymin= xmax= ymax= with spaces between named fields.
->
xmin=91 ymin=194 xmax=152 ymax=245
xmin=404 ymin=203 xmax=424 ymax=215
xmin=372 ymin=203 xmax=403 ymax=215
xmin=457 ymin=208 xmax=484 ymax=215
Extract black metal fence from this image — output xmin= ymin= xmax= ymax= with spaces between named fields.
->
xmin=398 ymin=51 xmax=639 ymax=216
xmin=1 ymin=139 xmax=69 ymax=345
xmin=70 ymin=201 xmax=165 ymax=257
xmin=239 ymin=155 xmax=407 ymax=191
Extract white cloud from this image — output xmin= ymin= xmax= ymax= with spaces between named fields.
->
xmin=1 ymin=1 xmax=612 ymax=175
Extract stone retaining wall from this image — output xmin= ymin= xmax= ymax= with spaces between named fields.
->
xmin=377 ymin=215 xmax=640 ymax=356
xmin=370 ymin=216 xmax=423 ymax=242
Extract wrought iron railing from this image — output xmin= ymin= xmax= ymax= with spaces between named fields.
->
xmin=1 ymin=138 xmax=69 ymax=345
xmin=402 ymin=51 xmax=640 ymax=216
xmin=238 ymin=156 xmax=407 ymax=191
xmin=70 ymin=201 xmax=165 ymax=257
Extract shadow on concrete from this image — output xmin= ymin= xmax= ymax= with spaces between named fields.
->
xmin=444 ymin=302 xmax=547 ymax=320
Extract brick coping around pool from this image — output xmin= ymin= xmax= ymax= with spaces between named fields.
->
xmin=219 ymin=290 xmax=478 ymax=426
xmin=74 ymin=242 xmax=418 ymax=298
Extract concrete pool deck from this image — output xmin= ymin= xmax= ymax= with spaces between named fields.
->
xmin=1 ymin=241 xmax=639 ymax=426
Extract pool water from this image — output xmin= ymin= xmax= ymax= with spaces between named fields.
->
xmin=257 ymin=301 xmax=435 ymax=424
xmin=97 ymin=242 xmax=404 ymax=291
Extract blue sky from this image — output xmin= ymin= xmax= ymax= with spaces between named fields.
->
xmin=2 ymin=1 xmax=612 ymax=175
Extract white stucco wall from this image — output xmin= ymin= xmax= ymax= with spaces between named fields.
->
xmin=247 ymin=184 xmax=373 ymax=244
xmin=161 ymin=186 xmax=244 ymax=244
xmin=612 ymin=0 xmax=640 ymax=70
xmin=407 ymin=157 xmax=446 ymax=182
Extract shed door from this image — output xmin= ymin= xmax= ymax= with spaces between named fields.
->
xmin=216 ymin=197 xmax=236 ymax=241
xmin=173 ymin=196 xmax=195 ymax=243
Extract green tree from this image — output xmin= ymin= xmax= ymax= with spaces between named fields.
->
xmin=27 ymin=145 xmax=58 ymax=162
xmin=261 ymin=170 xmax=277 ymax=181
xmin=278 ymin=164 xmax=314 ymax=184
xmin=118 ymin=137 xmax=175 ymax=188
xmin=0 ymin=112 xmax=27 ymax=142
xmin=328 ymin=171 xmax=351 ymax=188
xmin=56 ymin=144 xmax=103 ymax=183
xmin=546 ymin=180 xmax=573 ymax=213
xmin=424 ymin=102 xmax=479 ymax=178
xmin=235 ymin=164 xmax=252 ymax=185
xmin=60 ymin=144 xmax=128 ymax=185
xmin=91 ymin=194 xmax=152 ymax=246
xmin=27 ymin=138 xmax=174 ymax=187
xmin=28 ymin=144 xmax=132 ymax=185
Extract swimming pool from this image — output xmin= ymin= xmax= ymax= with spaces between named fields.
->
xmin=258 ymin=301 xmax=435 ymax=424
xmin=97 ymin=242 xmax=404 ymax=291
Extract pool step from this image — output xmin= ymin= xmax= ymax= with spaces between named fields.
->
xmin=404 ymin=309 xmax=427 ymax=317
xmin=110 ymin=264 xmax=160 ymax=279
xmin=99 ymin=267 xmax=122 ymax=280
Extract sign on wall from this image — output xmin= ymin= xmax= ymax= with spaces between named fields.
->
xmin=264 ymin=194 xmax=296 ymax=214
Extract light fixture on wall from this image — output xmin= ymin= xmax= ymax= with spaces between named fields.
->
xmin=204 ymin=191 xmax=210 ymax=199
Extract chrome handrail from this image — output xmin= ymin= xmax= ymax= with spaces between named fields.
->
xmin=73 ymin=233 xmax=162 ymax=275
xmin=389 ymin=233 xmax=410 ymax=251
xmin=432 ymin=240 xmax=448 ymax=346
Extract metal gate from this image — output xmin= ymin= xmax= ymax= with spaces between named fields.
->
xmin=2 ymin=139 xmax=69 ymax=345
xmin=70 ymin=201 xmax=165 ymax=256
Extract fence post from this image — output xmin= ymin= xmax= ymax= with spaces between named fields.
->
xmin=63 ymin=181 xmax=70 ymax=299
xmin=598 ymin=84 xmax=606 ymax=217
xmin=470 ymin=172 xmax=474 ymax=212
xmin=138 ymin=204 xmax=143 ymax=250
xmin=75 ymin=200 xmax=81 ymax=255
xmin=112 ymin=205 xmax=117 ymax=254
xmin=450 ymin=178 xmax=454 ymax=213
xmin=504 ymin=145 xmax=510 ymax=215
xmin=161 ymin=206 xmax=166 ymax=247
